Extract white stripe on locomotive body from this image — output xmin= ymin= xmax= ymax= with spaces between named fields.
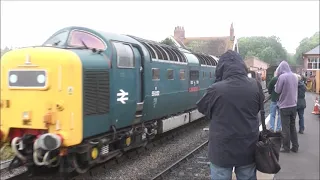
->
xmin=189 ymin=109 xmax=205 ymax=122
xmin=160 ymin=109 xmax=205 ymax=133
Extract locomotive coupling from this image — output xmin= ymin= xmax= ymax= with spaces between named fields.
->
xmin=11 ymin=133 xmax=63 ymax=167
xmin=36 ymin=133 xmax=63 ymax=151
xmin=33 ymin=133 xmax=63 ymax=167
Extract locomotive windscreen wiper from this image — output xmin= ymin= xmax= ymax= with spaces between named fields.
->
xmin=80 ymin=39 xmax=101 ymax=54
xmin=80 ymin=39 xmax=89 ymax=49
xmin=53 ymin=40 xmax=61 ymax=46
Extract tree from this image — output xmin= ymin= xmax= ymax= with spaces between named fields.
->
xmin=238 ymin=36 xmax=288 ymax=66
xmin=294 ymin=32 xmax=319 ymax=65
xmin=160 ymin=38 xmax=176 ymax=46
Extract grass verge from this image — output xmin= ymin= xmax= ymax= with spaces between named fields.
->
xmin=0 ymin=144 xmax=14 ymax=161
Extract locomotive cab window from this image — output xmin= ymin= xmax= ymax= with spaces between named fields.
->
xmin=43 ymin=31 xmax=69 ymax=47
xmin=152 ymin=68 xmax=160 ymax=80
xmin=167 ymin=69 xmax=174 ymax=80
xmin=113 ymin=42 xmax=135 ymax=68
xmin=68 ymin=30 xmax=106 ymax=50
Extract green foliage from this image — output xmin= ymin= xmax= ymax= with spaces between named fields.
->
xmin=287 ymin=53 xmax=296 ymax=65
xmin=294 ymin=32 xmax=319 ymax=64
xmin=238 ymin=36 xmax=288 ymax=66
xmin=160 ymin=38 xmax=176 ymax=46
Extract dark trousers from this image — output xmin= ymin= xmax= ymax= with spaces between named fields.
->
xmin=280 ymin=106 xmax=299 ymax=151
xmin=297 ymin=108 xmax=305 ymax=131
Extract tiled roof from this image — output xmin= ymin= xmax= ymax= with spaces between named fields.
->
xmin=304 ymin=45 xmax=320 ymax=55
xmin=174 ymin=36 xmax=235 ymax=57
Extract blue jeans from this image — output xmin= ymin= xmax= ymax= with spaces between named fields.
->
xmin=270 ymin=101 xmax=282 ymax=132
xmin=210 ymin=163 xmax=257 ymax=180
xmin=297 ymin=108 xmax=305 ymax=131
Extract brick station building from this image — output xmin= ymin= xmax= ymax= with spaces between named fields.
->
xmin=302 ymin=45 xmax=320 ymax=93
xmin=169 ymin=23 xmax=239 ymax=57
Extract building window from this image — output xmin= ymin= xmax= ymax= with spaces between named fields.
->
xmin=179 ymin=70 xmax=185 ymax=80
xmin=113 ymin=42 xmax=135 ymax=68
xmin=152 ymin=68 xmax=160 ymax=80
xmin=167 ymin=69 xmax=174 ymax=80
xmin=307 ymin=57 xmax=320 ymax=70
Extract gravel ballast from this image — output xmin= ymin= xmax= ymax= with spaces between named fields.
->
xmin=80 ymin=120 xmax=210 ymax=180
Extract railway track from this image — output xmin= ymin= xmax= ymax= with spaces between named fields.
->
xmin=0 ymin=160 xmax=11 ymax=170
xmin=1 ymin=118 xmax=210 ymax=180
xmin=0 ymin=89 xmax=270 ymax=180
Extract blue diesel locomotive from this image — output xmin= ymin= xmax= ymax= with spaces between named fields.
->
xmin=0 ymin=26 xmax=218 ymax=174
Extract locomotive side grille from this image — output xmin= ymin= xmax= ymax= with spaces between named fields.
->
xmin=83 ymin=69 xmax=110 ymax=115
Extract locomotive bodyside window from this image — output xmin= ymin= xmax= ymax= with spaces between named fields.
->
xmin=113 ymin=42 xmax=135 ymax=68
xmin=68 ymin=30 xmax=106 ymax=50
xmin=152 ymin=68 xmax=160 ymax=80
xmin=190 ymin=70 xmax=199 ymax=80
xmin=167 ymin=69 xmax=174 ymax=80
xmin=179 ymin=69 xmax=185 ymax=80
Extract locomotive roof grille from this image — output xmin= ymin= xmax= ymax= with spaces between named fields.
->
xmin=128 ymin=35 xmax=188 ymax=63
xmin=127 ymin=34 xmax=217 ymax=66
xmin=193 ymin=53 xmax=217 ymax=66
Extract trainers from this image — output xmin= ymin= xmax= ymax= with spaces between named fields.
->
xmin=299 ymin=130 xmax=304 ymax=134
xmin=280 ymin=148 xmax=290 ymax=153
xmin=291 ymin=148 xmax=298 ymax=153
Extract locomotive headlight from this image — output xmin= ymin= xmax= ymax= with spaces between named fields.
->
xmin=9 ymin=74 xmax=18 ymax=83
xmin=37 ymin=74 xmax=46 ymax=84
xmin=22 ymin=111 xmax=31 ymax=120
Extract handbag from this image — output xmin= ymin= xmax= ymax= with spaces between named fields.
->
xmin=255 ymin=130 xmax=282 ymax=174
xmin=255 ymin=79 xmax=282 ymax=174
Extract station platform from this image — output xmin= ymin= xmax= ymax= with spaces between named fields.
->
xmin=274 ymin=92 xmax=319 ymax=180
xmin=233 ymin=92 xmax=319 ymax=180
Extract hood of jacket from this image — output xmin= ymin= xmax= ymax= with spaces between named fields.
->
xmin=277 ymin=60 xmax=292 ymax=76
xmin=214 ymin=50 xmax=247 ymax=82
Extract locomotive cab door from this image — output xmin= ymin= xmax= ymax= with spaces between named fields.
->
xmin=112 ymin=42 xmax=143 ymax=128
xmin=188 ymin=67 xmax=200 ymax=100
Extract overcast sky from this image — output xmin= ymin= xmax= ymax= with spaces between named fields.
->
xmin=1 ymin=1 xmax=319 ymax=53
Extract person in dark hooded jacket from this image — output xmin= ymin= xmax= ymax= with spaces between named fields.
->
xmin=296 ymin=74 xmax=306 ymax=134
xmin=197 ymin=50 xmax=265 ymax=180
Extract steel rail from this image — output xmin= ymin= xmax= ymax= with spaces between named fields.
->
xmin=0 ymin=160 xmax=12 ymax=170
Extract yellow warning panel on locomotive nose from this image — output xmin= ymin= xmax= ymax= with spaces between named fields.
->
xmin=0 ymin=47 xmax=83 ymax=147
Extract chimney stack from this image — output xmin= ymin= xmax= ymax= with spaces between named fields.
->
xmin=174 ymin=26 xmax=185 ymax=42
